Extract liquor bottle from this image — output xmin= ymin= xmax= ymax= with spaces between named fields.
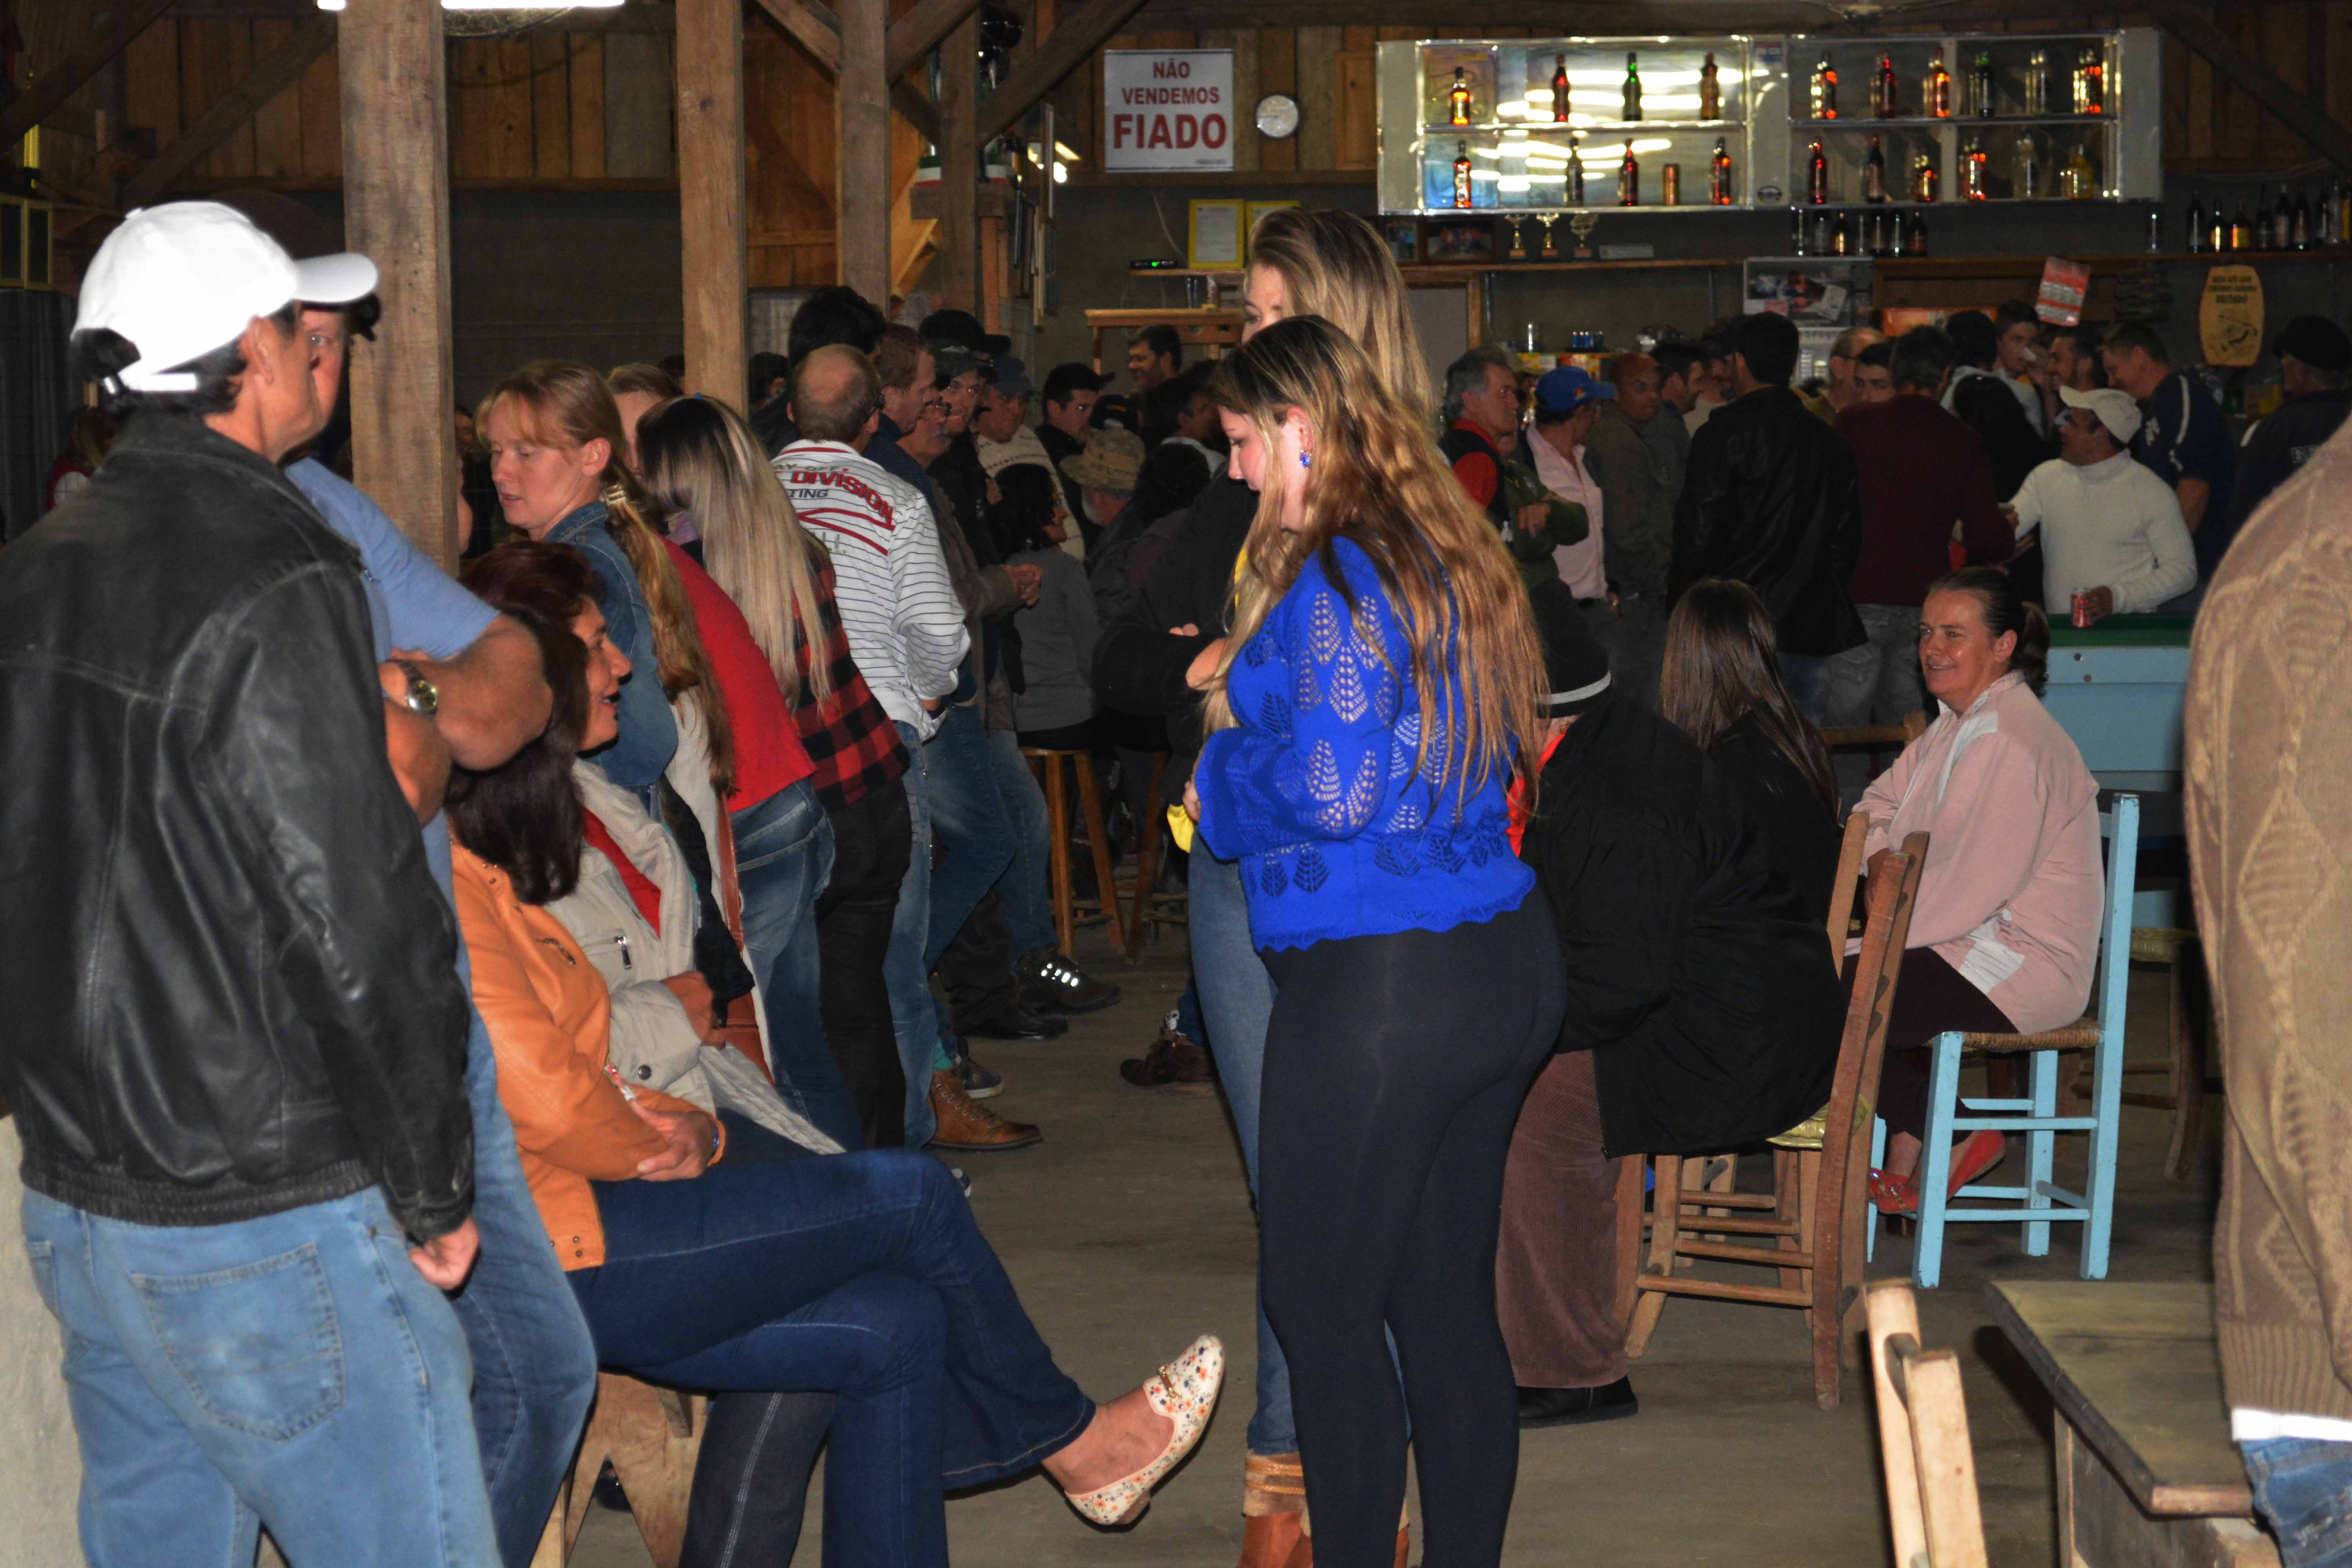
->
xmin=2229 ymin=201 xmax=2252 ymax=251
xmin=1619 ymin=143 xmax=1640 ymax=205
xmin=1791 ymin=207 xmax=1809 ymax=257
xmin=1831 ymin=211 xmax=1852 ymax=256
xmin=1892 ymin=205 xmax=1911 ymax=254
xmin=2276 ymin=185 xmax=2297 ymax=250
xmin=1926 ymin=46 xmax=1952 ymax=118
xmin=1710 ymin=136 xmax=1734 ymax=204
xmin=1912 ymin=151 xmax=1940 ymax=203
xmin=2060 ymin=140 xmax=2096 ymax=200
xmin=1812 ymin=208 xmax=1833 ymax=256
xmin=1552 ymin=54 xmax=1571 ymax=123
xmin=2076 ymin=46 xmax=2104 ymax=115
xmin=2186 ymin=189 xmax=2205 ymax=252
xmin=1699 ymin=53 xmax=1722 ymax=120
xmin=2012 ymin=129 xmax=2040 ymax=200
xmin=2206 ymin=199 xmax=2227 ymax=253
xmin=2025 ymin=49 xmax=2051 ymax=115
xmin=1971 ymin=51 xmax=1995 ymax=117
xmin=2336 ymin=180 xmax=2352 ymax=246
xmin=1907 ymin=208 xmax=1930 ymax=256
xmin=2148 ymin=208 xmax=2163 ymax=252
xmin=1864 ymin=136 xmax=1888 ymax=202
xmin=1449 ymin=68 xmax=1472 ymax=126
xmin=1866 ymin=207 xmax=1888 ymax=256
xmin=1807 ymin=138 xmax=1829 ymax=203
xmin=1875 ymin=52 xmax=1899 ymax=118
xmin=1452 ymin=141 xmax=1473 ymax=207
xmin=1811 ymin=54 xmax=1838 ymax=120
xmin=1622 ymin=53 xmax=1642 ymax=121
xmin=1963 ymin=137 xmax=1989 ymax=201
xmin=1568 ymin=134 xmax=1587 ymax=205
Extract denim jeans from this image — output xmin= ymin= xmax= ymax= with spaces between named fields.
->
xmin=453 ymin=1020 xmax=601 ymax=1568
xmin=984 ymin=728 xmax=1058 ymax=957
xmin=887 ymin=721 xmax=946 ymax=1147
xmin=920 ymin=706 xmax=1020 ymax=973
xmin=1782 ymin=652 xmax=1832 ymax=726
xmin=22 ymin=1185 xmax=500 ymax=1568
xmin=2243 ymin=1437 xmax=2352 ymax=1567
xmin=734 ymin=779 xmax=862 ymax=1150
xmin=1822 ymin=604 xmax=1926 ymax=801
xmin=569 ymin=1150 xmax=1093 ymax=1568
xmin=1187 ymin=850 xmax=1294 ymax=1457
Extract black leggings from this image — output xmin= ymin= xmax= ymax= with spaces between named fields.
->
xmin=1847 ymin=946 xmax=2018 ymax=1141
xmin=1258 ymin=895 xmax=1565 ymax=1568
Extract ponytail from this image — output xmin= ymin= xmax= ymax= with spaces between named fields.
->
xmin=1931 ymin=564 xmax=2048 ymax=696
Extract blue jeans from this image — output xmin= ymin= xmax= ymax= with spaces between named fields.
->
xmin=985 ymin=728 xmax=1057 ymax=957
xmin=569 ymin=1151 xmax=1093 ymax=1568
xmin=887 ymin=721 xmax=945 ymax=1146
xmin=920 ymin=706 xmax=1019 ymax=972
xmin=1188 ymin=849 xmax=1294 ymax=1457
xmin=453 ymin=1022 xmax=601 ymax=1568
xmin=1782 ymin=652 xmax=1831 ymax=726
xmin=22 ymin=1185 xmax=500 ymax=1568
xmin=734 ymin=779 xmax=862 ymax=1150
xmin=2243 ymin=1437 xmax=2352 ymax=1566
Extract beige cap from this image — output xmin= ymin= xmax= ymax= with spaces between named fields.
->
xmin=1060 ymin=426 xmax=1147 ymax=492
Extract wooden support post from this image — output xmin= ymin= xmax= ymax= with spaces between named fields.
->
xmin=677 ymin=0 xmax=746 ymax=403
xmin=935 ymin=13 xmax=979 ymax=313
xmin=837 ymin=0 xmax=891 ymax=304
xmin=339 ymin=0 xmax=456 ymax=569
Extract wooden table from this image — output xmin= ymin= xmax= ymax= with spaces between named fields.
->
xmin=1990 ymin=1281 xmax=2278 ymax=1568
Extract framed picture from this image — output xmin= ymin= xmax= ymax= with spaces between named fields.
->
xmin=1421 ymin=218 xmax=1497 ymax=265
xmin=1381 ymin=217 xmax=1421 ymax=265
xmin=1187 ymin=200 xmax=1246 ymax=270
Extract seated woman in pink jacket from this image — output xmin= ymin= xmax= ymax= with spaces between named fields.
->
xmin=1856 ymin=566 xmax=2105 ymax=1213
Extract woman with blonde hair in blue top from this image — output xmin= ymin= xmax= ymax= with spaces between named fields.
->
xmin=1186 ymin=316 xmax=1564 ymax=1568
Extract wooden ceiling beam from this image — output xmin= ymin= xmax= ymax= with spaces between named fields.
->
xmin=0 ymin=0 xmax=178 ymax=146
xmin=748 ymin=0 xmax=941 ymax=143
xmin=2145 ymin=0 xmax=2352 ymax=176
xmin=123 ymin=14 xmax=337 ymax=207
xmin=976 ymin=0 xmax=1152 ymax=144
xmin=1123 ymin=0 xmax=2151 ymax=31
xmin=884 ymin=0 xmax=980 ymax=82
xmin=169 ymin=0 xmax=681 ymax=28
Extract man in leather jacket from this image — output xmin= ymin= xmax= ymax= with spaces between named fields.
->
xmin=1670 ymin=310 xmax=1866 ymax=719
xmin=0 ymin=203 xmax=499 ymax=1566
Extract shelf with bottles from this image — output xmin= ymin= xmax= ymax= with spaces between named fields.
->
xmin=1421 ymin=125 xmax=1747 ymax=213
xmin=2184 ymin=179 xmax=2352 ymax=255
xmin=1790 ymin=34 xmax=2113 ymax=123
xmin=1787 ymin=204 xmax=1938 ymax=261
xmin=1419 ymin=39 xmax=1750 ymax=133
xmin=1794 ymin=121 xmax=2112 ymax=205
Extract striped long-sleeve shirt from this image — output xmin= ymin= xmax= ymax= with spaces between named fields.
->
xmin=774 ymin=439 xmax=968 ymax=740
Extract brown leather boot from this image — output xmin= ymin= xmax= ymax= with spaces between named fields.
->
xmin=925 ymin=1068 xmax=1041 ymax=1151
xmin=1238 ymin=1512 xmax=1310 ymax=1568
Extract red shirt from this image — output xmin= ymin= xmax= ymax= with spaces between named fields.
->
xmin=1834 ymin=395 xmax=2012 ymax=608
xmin=662 ymin=539 xmax=816 ymax=812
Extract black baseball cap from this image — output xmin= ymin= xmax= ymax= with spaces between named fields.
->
xmin=2275 ymin=315 xmax=2352 ymax=374
xmin=920 ymin=307 xmax=1012 ymax=357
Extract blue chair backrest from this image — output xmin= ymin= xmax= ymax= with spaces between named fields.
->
xmin=2090 ymin=794 xmax=2140 ymax=1040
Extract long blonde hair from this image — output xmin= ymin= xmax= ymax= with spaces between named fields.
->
xmin=1246 ymin=208 xmax=1432 ymax=423
xmin=1205 ymin=317 xmax=1541 ymax=803
xmin=633 ymin=394 xmax=835 ymax=709
xmin=479 ymin=360 xmax=737 ymax=799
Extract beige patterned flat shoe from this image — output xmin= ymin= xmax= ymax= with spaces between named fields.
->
xmin=1063 ymin=1334 xmax=1225 ymax=1527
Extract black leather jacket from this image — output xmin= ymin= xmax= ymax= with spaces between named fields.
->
xmin=0 ymin=416 xmax=474 ymax=1240
xmin=1670 ymin=386 xmax=1867 ymax=658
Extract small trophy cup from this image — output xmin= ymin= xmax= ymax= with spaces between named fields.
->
xmin=1536 ymin=212 xmax=1561 ymax=260
xmin=1570 ymin=211 xmax=1599 ymax=260
xmin=1507 ymin=216 xmax=1529 ymax=260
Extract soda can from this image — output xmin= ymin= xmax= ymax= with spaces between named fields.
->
xmin=1662 ymin=164 xmax=1682 ymax=205
xmin=2071 ymin=591 xmax=2091 ymax=629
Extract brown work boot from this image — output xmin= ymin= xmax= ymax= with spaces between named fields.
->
xmin=1237 ymin=1513 xmax=1309 ymax=1568
xmin=1121 ymin=1024 xmax=1218 ymax=1094
xmin=926 ymin=1068 xmax=1041 ymax=1152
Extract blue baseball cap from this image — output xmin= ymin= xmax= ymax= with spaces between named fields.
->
xmin=1533 ymin=365 xmax=1617 ymax=419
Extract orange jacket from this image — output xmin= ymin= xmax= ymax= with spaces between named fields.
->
xmin=453 ymin=842 xmax=710 ymax=1269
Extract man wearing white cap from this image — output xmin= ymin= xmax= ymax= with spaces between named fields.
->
xmin=2007 ymin=384 xmax=2198 ymax=624
xmin=0 ymin=201 xmax=501 ymax=1565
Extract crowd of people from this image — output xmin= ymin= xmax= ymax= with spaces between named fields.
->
xmin=5 ymin=186 xmax=2350 ymax=1568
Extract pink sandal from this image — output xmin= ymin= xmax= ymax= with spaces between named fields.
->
xmin=1869 ymin=1169 xmax=1919 ymax=1215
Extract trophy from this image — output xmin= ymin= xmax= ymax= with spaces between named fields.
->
xmin=1536 ymin=211 xmax=1561 ymax=259
xmin=1507 ymin=215 xmax=1529 ymax=260
xmin=1569 ymin=211 xmax=1599 ymax=260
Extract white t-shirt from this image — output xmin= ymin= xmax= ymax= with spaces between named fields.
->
xmin=2009 ymin=451 xmax=2197 ymax=613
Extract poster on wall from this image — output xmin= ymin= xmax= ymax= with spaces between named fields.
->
xmin=1103 ymin=49 xmax=1234 ymax=172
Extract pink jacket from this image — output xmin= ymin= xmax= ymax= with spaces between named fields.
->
xmin=1858 ymin=670 xmax=2104 ymax=1034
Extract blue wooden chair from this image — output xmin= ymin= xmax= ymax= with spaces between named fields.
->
xmin=1877 ymin=793 xmax=2139 ymax=1288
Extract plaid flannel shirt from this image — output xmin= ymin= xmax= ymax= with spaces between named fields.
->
xmin=792 ymin=559 xmax=909 ymax=810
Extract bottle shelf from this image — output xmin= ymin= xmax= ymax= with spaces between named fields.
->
xmin=1425 ymin=118 xmax=1744 ymax=134
xmin=1794 ymin=115 xmax=2111 ymax=130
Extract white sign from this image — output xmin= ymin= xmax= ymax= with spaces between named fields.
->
xmin=1103 ymin=49 xmax=1234 ymax=172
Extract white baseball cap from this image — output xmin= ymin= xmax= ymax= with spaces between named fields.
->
xmin=2058 ymin=384 xmax=2142 ymax=445
xmin=75 ymin=201 xmax=378 ymax=393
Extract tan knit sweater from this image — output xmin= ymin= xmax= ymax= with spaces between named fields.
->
xmin=2185 ymin=419 xmax=2352 ymax=1421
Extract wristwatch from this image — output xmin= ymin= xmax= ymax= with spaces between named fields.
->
xmin=391 ymin=658 xmax=440 ymax=719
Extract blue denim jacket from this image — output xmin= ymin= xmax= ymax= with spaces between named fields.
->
xmin=548 ymin=501 xmax=679 ymax=799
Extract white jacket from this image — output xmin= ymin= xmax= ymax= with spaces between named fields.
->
xmin=551 ymin=764 xmax=840 ymax=1155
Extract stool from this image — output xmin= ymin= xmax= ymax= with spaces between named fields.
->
xmin=1120 ymin=751 xmax=1188 ymax=958
xmin=1022 ymin=747 xmax=1127 ymax=956
xmin=530 ymin=1373 xmax=706 ymax=1568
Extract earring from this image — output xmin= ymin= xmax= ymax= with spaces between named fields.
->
xmin=1299 ymin=452 xmax=1312 ymax=468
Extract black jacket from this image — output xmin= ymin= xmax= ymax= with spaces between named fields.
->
xmin=2230 ymin=389 xmax=2352 ymax=532
xmin=1091 ymin=473 xmax=1253 ymax=777
xmin=1947 ymin=368 xmax=2045 ymax=501
xmin=1708 ymin=712 xmax=1844 ymax=934
xmin=1521 ymin=700 xmax=1844 ymax=1156
xmin=0 ymin=416 xmax=474 ymax=1239
xmin=1671 ymin=385 xmax=1866 ymax=658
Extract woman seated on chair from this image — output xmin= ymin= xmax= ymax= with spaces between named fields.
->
xmin=1658 ymin=578 xmax=1846 ymax=929
xmin=1496 ymin=581 xmax=1847 ymax=1429
xmin=1854 ymin=566 xmax=2103 ymax=1216
xmin=447 ymin=540 xmax=1224 ymax=1567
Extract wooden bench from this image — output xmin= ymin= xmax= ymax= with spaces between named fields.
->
xmin=1989 ymin=1281 xmax=2279 ymax=1568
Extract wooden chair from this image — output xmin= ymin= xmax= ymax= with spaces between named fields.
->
xmin=530 ymin=1374 xmax=706 ymax=1568
xmin=2118 ymin=926 xmax=2214 ymax=1180
xmin=1867 ymin=1279 xmax=1990 ymax=1568
xmin=1819 ymin=709 xmax=1929 ymax=760
xmin=1119 ymin=751 xmax=1189 ymax=958
xmin=1896 ymin=794 xmax=2140 ymax=1288
xmin=1619 ymin=831 xmax=1928 ymax=1410
xmin=1021 ymin=747 xmax=1127 ymax=956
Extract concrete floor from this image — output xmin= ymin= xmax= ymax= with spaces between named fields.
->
xmin=575 ymin=928 xmax=2216 ymax=1568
